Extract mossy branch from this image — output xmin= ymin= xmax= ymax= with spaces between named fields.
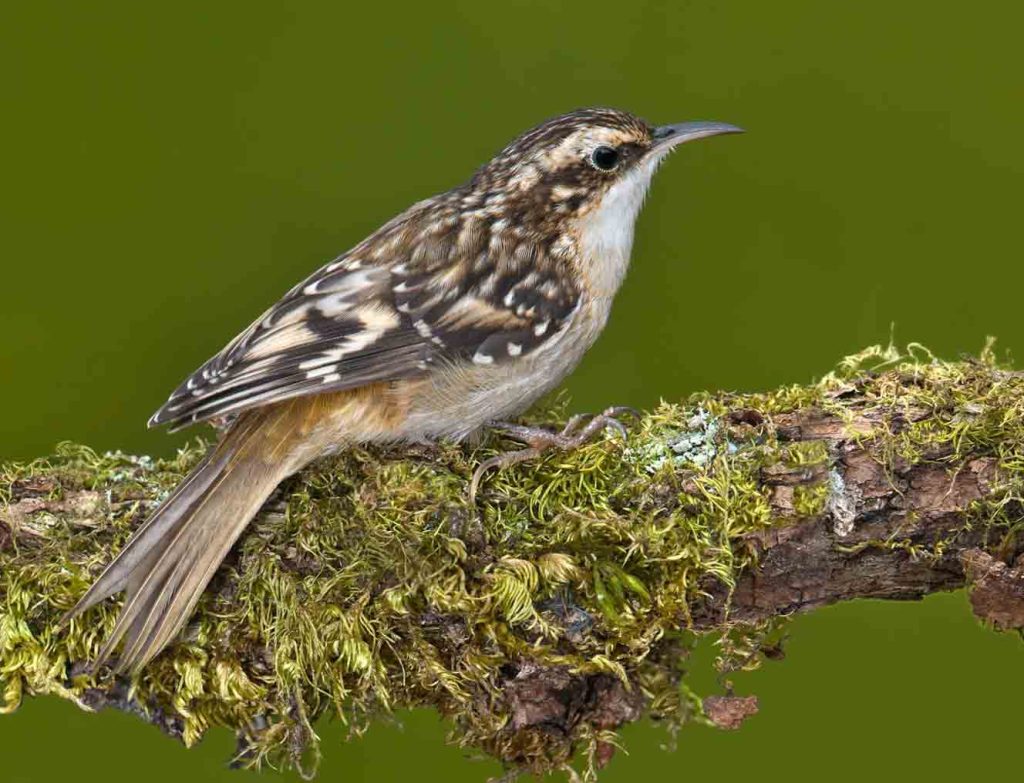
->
xmin=3 ymin=344 xmax=1024 ymax=779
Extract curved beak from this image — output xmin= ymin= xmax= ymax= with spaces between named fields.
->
xmin=651 ymin=121 xmax=744 ymax=152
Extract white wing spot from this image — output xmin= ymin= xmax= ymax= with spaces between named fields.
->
xmin=305 ymin=364 xmax=339 ymax=379
xmin=534 ymin=320 xmax=549 ymax=336
xmin=473 ymin=351 xmax=494 ymax=365
xmin=247 ymin=323 xmax=316 ymax=359
xmin=508 ymin=342 xmax=522 ymax=356
xmin=308 ymin=268 xmax=377 ymax=301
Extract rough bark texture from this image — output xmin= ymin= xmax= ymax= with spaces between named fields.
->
xmin=695 ymin=416 xmax=1002 ymax=628
xmin=2 ymin=351 xmax=1023 ymax=778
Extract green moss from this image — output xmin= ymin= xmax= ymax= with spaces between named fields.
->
xmin=792 ymin=482 xmax=829 ymax=517
xmin=2 ymin=342 xmax=1023 ymax=778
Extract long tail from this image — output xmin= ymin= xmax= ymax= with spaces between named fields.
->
xmin=64 ymin=401 xmax=317 ymax=674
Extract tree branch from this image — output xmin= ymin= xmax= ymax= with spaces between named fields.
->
xmin=2 ymin=346 xmax=1023 ymax=779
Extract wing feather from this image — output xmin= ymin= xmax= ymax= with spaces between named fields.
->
xmin=150 ymin=213 xmax=581 ymax=430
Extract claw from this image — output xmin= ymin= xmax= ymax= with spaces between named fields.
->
xmin=469 ymin=446 xmax=541 ymax=507
xmin=596 ymin=416 xmax=628 ymax=440
xmin=602 ymin=405 xmax=641 ymax=421
xmin=469 ymin=406 xmax=639 ymax=505
xmin=561 ymin=414 xmax=589 ymax=437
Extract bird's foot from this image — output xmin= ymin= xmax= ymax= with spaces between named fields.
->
xmin=469 ymin=406 xmax=639 ymax=505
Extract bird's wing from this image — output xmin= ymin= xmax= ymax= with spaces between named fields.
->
xmin=149 ymin=215 xmax=582 ymax=430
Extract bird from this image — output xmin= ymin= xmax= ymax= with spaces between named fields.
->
xmin=62 ymin=107 xmax=742 ymax=674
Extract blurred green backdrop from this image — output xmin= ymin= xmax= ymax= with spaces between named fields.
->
xmin=2 ymin=1 xmax=1022 ymax=781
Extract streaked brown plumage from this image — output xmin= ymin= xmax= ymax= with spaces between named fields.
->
xmin=64 ymin=107 xmax=742 ymax=673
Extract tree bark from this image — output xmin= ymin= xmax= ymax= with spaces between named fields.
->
xmin=2 ymin=351 xmax=1023 ymax=778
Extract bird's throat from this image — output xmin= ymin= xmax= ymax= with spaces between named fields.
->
xmin=574 ymin=153 xmax=664 ymax=297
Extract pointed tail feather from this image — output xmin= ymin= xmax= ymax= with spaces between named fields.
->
xmin=64 ymin=407 xmax=310 ymax=674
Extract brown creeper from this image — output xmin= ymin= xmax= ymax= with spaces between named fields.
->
xmin=63 ymin=107 xmax=742 ymax=673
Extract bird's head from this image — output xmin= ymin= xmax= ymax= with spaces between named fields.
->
xmin=465 ymin=107 xmax=741 ymax=295
xmin=470 ymin=107 xmax=742 ymax=232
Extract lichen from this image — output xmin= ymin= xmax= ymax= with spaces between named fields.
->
xmin=2 ymin=342 xmax=1023 ymax=779
xmin=826 ymin=469 xmax=860 ymax=537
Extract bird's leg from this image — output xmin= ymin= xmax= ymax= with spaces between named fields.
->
xmin=469 ymin=406 xmax=640 ymax=505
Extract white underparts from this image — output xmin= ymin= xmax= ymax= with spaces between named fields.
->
xmin=576 ymin=151 xmax=669 ymax=296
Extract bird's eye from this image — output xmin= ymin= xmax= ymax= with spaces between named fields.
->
xmin=590 ymin=145 xmax=620 ymax=171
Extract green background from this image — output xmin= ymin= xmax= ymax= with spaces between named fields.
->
xmin=2 ymin=1 xmax=1022 ymax=780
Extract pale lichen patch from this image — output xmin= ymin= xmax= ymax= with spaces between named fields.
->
xmin=827 ymin=468 xmax=861 ymax=537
